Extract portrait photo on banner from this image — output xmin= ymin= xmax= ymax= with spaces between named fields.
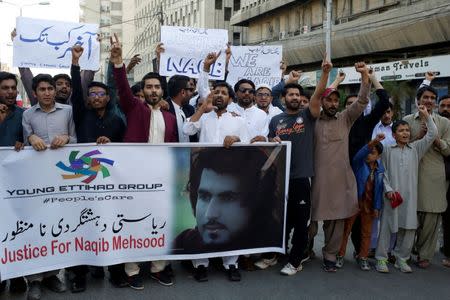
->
xmin=171 ymin=145 xmax=287 ymax=255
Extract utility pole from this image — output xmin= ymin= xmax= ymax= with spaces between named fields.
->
xmin=325 ymin=0 xmax=332 ymax=61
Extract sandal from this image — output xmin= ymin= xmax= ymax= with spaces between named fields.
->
xmin=442 ymin=258 xmax=450 ymax=268
xmin=322 ymin=259 xmax=337 ymax=273
xmin=416 ymin=259 xmax=430 ymax=269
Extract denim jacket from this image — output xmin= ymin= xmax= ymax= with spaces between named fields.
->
xmin=352 ymin=144 xmax=385 ymax=210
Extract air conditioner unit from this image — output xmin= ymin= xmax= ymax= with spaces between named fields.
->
xmin=339 ymin=18 xmax=348 ymax=24
xmin=279 ymin=31 xmax=286 ymax=40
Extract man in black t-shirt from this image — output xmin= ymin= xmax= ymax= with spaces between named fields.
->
xmin=255 ymin=56 xmax=332 ymax=276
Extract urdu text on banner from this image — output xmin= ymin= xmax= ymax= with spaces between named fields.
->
xmin=13 ymin=17 xmax=100 ymax=71
xmin=0 ymin=143 xmax=290 ymax=280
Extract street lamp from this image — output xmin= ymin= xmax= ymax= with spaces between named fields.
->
xmin=0 ymin=1 xmax=51 ymax=16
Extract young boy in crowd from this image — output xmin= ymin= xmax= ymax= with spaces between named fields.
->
xmin=375 ymin=105 xmax=437 ymax=273
xmin=337 ymin=134 xmax=385 ymax=271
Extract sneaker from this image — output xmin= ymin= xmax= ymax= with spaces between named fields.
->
xmin=335 ymin=256 xmax=344 ymax=268
xmin=127 ymin=274 xmax=144 ymax=290
xmin=395 ymin=259 xmax=412 ymax=273
xmin=150 ymin=269 xmax=173 ymax=286
xmin=9 ymin=277 xmax=27 ymax=293
xmin=300 ymin=254 xmax=311 ymax=264
xmin=193 ymin=265 xmax=208 ymax=282
xmin=164 ymin=264 xmax=174 ymax=278
xmin=41 ymin=275 xmax=65 ymax=293
xmin=27 ymin=281 xmax=42 ymax=300
xmin=280 ymin=263 xmax=302 ymax=275
xmin=70 ymin=275 xmax=86 ymax=293
xmin=254 ymin=256 xmax=278 ymax=270
xmin=227 ymin=265 xmax=241 ymax=281
xmin=376 ymin=259 xmax=390 ymax=273
xmin=359 ymin=258 xmax=371 ymax=271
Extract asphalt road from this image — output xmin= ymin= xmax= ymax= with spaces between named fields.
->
xmin=1 ymin=233 xmax=449 ymax=300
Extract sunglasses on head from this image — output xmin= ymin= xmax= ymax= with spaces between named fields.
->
xmin=238 ymin=87 xmax=255 ymax=94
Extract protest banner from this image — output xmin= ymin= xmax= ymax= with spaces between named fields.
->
xmin=13 ymin=17 xmax=100 ymax=71
xmin=227 ymin=45 xmax=282 ymax=88
xmin=159 ymin=26 xmax=228 ymax=80
xmin=0 ymin=143 xmax=290 ymax=280
xmin=331 ymin=54 xmax=450 ymax=84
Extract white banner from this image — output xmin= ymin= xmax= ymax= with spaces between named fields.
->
xmin=227 ymin=45 xmax=282 ymax=88
xmin=159 ymin=26 xmax=228 ymax=80
xmin=13 ymin=17 xmax=100 ymax=71
xmin=0 ymin=143 xmax=289 ymax=280
xmin=337 ymin=54 xmax=450 ymax=84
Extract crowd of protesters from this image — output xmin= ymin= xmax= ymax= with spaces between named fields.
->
xmin=1 ymin=30 xmax=449 ymax=300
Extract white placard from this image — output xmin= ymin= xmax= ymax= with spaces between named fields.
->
xmin=13 ymin=17 xmax=100 ymax=71
xmin=159 ymin=26 xmax=228 ymax=80
xmin=227 ymin=45 xmax=282 ymax=88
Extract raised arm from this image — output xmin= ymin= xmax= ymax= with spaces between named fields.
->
xmin=344 ymin=62 xmax=371 ymax=126
xmin=328 ymin=70 xmax=345 ymax=89
xmin=70 ymin=45 xmax=86 ymax=126
xmin=363 ymin=71 xmax=391 ymax=128
xmin=413 ymin=105 xmax=438 ymax=159
xmin=309 ymin=54 xmax=332 ymax=118
xmin=110 ymin=33 xmax=138 ymax=114
xmin=418 ymin=71 xmax=436 ymax=89
xmin=198 ymin=52 xmax=221 ymax=100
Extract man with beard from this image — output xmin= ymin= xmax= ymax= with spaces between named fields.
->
xmin=403 ymin=85 xmax=450 ymax=269
xmin=11 ymin=29 xmax=94 ymax=106
xmin=173 ymin=147 xmax=281 ymax=279
xmin=195 ymin=51 xmax=266 ymax=143
xmin=111 ymin=34 xmax=177 ymax=290
xmin=311 ymin=62 xmax=371 ymax=272
xmin=167 ymin=75 xmax=196 ymax=142
xmin=182 ymin=52 xmax=250 ymax=282
xmin=0 ymin=72 xmax=27 ymax=294
xmin=227 ymin=78 xmax=268 ymax=143
xmin=255 ymin=54 xmax=331 ymax=275
xmin=438 ymin=94 xmax=450 ymax=268
xmin=255 ymin=84 xmax=282 ymax=121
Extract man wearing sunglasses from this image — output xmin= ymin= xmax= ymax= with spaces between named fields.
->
xmin=228 ymin=79 xmax=269 ymax=143
xmin=66 ymin=45 xmax=127 ymax=293
xmin=70 ymin=45 xmax=126 ymax=145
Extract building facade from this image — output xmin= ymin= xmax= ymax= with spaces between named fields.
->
xmin=231 ymin=0 xmax=450 ymax=114
xmin=80 ymin=0 xmax=130 ymax=82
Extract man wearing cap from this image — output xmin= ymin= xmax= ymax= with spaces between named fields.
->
xmin=311 ymin=62 xmax=371 ymax=272
xmin=255 ymin=84 xmax=283 ymax=121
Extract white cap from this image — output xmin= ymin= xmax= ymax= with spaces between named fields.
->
xmin=255 ymin=84 xmax=272 ymax=92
